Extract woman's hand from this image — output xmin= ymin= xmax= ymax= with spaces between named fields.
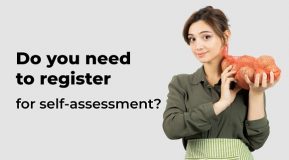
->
xmin=213 ymin=65 xmax=241 ymax=115
xmin=245 ymin=71 xmax=279 ymax=94
xmin=219 ymin=65 xmax=242 ymax=107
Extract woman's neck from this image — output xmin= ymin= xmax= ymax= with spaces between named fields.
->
xmin=204 ymin=58 xmax=223 ymax=85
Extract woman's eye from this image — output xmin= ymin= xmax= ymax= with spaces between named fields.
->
xmin=203 ymin=35 xmax=212 ymax=40
xmin=189 ymin=37 xmax=196 ymax=43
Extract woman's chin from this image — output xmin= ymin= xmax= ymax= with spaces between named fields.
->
xmin=197 ymin=58 xmax=209 ymax=63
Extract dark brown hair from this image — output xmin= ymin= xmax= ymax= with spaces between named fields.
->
xmin=183 ymin=6 xmax=230 ymax=45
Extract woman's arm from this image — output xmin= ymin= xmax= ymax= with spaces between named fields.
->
xmin=163 ymin=75 xmax=218 ymax=139
xmin=163 ymin=65 xmax=241 ymax=139
xmin=247 ymin=90 xmax=265 ymax=120
xmin=245 ymin=90 xmax=269 ymax=150
xmin=245 ymin=71 xmax=278 ymax=121
xmin=244 ymin=72 xmax=278 ymax=150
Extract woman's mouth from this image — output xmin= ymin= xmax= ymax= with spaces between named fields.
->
xmin=196 ymin=52 xmax=207 ymax=58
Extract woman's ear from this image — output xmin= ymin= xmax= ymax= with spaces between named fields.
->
xmin=224 ymin=30 xmax=231 ymax=44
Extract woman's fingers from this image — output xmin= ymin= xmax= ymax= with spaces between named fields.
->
xmin=269 ymin=71 xmax=274 ymax=85
xmin=254 ymin=73 xmax=260 ymax=87
xmin=261 ymin=72 xmax=267 ymax=88
xmin=247 ymin=72 xmax=275 ymax=89
xmin=221 ymin=65 xmax=237 ymax=90
xmin=221 ymin=65 xmax=233 ymax=76
xmin=223 ymin=65 xmax=233 ymax=73
xmin=225 ymin=77 xmax=236 ymax=84
xmin=244 ymin=71 xmax=279 ymax=91
xmin=221 ymin=65 xmax=236 ymax=80
xmin=224 ymin=78 xmax=236 ymax=90
xmin=224 ymin=70 xmax=236 ymax=78
xmin=244 ymin=75 xmax=253 ymax=85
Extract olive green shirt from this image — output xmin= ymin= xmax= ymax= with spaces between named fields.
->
xmin=163 ymin=66 xmax=270 ymax=151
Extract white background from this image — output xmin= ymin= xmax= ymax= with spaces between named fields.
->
xmin=1 ymin=0 xmax=288 ymax=159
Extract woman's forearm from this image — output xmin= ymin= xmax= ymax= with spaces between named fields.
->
xmin=247 ymin=90 xmax=266 ymax=121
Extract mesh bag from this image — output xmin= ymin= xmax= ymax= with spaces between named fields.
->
xmin=221 ymin=46 xmax=281 ymax=90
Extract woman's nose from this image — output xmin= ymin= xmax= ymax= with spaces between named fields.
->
xmin=196 ymin=46 xmax=204 ymax=51
xmin=195 ymin=41 xmax=204 ymax=51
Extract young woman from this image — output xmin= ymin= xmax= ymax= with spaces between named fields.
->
xmin=163 ymin=6 xmax=278 ymax=159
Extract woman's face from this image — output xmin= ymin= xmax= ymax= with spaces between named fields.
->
xmin=188 ymin=20 xmax=224 ymax=64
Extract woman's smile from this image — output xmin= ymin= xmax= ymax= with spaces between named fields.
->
xmin=196 ymin=51 xmax=207 ymax=58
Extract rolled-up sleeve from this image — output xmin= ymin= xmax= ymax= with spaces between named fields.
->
xmin=245 ymin=116 xmax=270 ymax=151
xmin=162 ymin=75 xmax=218 ymax=139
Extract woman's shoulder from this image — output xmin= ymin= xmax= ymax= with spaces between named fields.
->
xmin=170 ymin=67 xmax=202 ymax=85
xmin=171 ymin=73 xmax=193 ymax=82
xmin=173 ymin=73 xmax=192 ymax=78
xmin=169 ymin=72 xmax=196 ymax=88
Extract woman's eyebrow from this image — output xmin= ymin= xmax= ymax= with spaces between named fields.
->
xmin=199 ymin=31 xmax=212 ymax=34
xmin=188 ymin=30 xmax=212 ymax=36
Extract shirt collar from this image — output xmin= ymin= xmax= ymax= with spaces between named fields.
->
xmin=190 ymin=65 xmax=206 ymax=85
xmin=190 ymin=65 xmax=221 ymax=87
